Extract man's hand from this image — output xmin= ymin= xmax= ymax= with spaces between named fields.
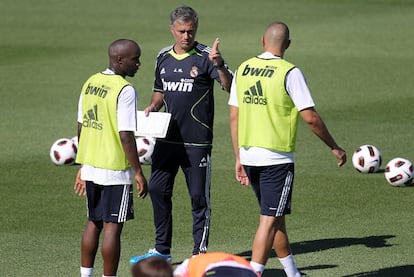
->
xmin=144 ymin=91 xmax=164 ymax=116
xmin=135 ymin=172 xmax=148 ymax=199
xmin=235 ymin=160 xmax=249 ymax=186
xmin=144 ymin=105 xmax=155 ymax=116
xmin=74 ymin=168 xmax=86 ymax=196
xmin=209 ymin=37 xmax=224 ymax=68
xmin=332 ymin=147 xmax=347 ymax=167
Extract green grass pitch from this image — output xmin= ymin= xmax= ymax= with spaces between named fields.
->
xmin=1 ymin=0 xmax=413 ymax=276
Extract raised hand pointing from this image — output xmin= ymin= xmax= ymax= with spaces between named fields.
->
xmin=209 ymin=37 xmax=224 ymax=68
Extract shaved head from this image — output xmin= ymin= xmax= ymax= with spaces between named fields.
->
xmin=108 ymin=39 xmax=141 ymax=77
xmin=109 ymin=39 xmax=139 ymax=62
xmin=262 ymin=21 xmax=290 ymax=56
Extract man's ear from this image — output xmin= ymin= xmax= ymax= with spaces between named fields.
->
xmin=285 ymin=39 xmax=291 ymax=50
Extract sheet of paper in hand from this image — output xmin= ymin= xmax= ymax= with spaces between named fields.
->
xmin=135 ymin=111 xmax=171 ymax=138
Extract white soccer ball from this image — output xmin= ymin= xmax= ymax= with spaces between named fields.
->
xmin=136 ymin=136 xmax=155 ymax=165
xmin=384 ymin=157 xmax=414 ymax=187
xmin=50 ymin=138 xmax=77 ymax=165
xmin=352 ymin=145 xmax=382 ymax=173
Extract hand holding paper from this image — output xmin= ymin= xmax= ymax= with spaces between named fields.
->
xmin=135 ymin=111 xmax=171 ymax=138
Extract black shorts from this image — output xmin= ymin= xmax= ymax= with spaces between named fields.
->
xmin=243 ymin=163 xmax=294 ymax=217
xmin=85 ymin=181 xmax=134 ymax=223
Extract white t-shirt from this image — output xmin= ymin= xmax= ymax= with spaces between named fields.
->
xmin=77 ymin=69 xmax=138 ymax=185
xmin=228 ymin=52 xmax=315 ymax=166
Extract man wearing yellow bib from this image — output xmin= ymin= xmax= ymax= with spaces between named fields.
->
xmin=74 ymin=39 xmax=148 ymax=277
xmin=229 ymin=22 xmax=347 ymax=276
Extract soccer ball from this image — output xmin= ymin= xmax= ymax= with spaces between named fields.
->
xmin=384 ymin=157 xmax=414 ymax=187
xmin=352 ymin=145 xmax=382 ymax=173
xmin=136 ymin=136 xmax=155 ymax=165
xmin=50 ymin=138 xmax=77 ymax=165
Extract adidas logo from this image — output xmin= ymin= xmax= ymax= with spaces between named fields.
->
xmin=243 ymin=81 xmax=267 ymax=105
xmin=199 ymin=157 xmax=208 ymax=167
xmin=82 ymin=104 xmax=103 ymax=130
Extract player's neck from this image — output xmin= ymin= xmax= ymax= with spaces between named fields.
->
xmin=173 ymin=43 xmax=195 ymax=54
xmin=108 ymin=66 xmax=125 ymax=77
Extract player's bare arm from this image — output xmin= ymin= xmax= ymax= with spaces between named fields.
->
xmin=74 ymin=167 xmax=86 ymax=196
xmin=300 ymin=107 xmax=346 ymax=167
xmin=144 ymin=91 xmax=165 ymax=116
xmin=119 ymin=131 xmax=148 ymax=198
xmin=229 ymin=105 xmax=249 ymax=186
xmin=74 ymin=122 xmax=86 ymax=196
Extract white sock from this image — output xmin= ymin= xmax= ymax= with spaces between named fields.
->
xmin=102 ymin=275 xmax=117 ymax=277
xmin=80 ymin=267 xmax=93 ymax=277
xmin=250 ymin=261 xmax=265 ymax=275
xmin=278 ymin=254 xmax=301 ymax=277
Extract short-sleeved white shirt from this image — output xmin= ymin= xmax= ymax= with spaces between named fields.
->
xmin=228 ymin=52 xmax=315 ymax=166
xmin=77 ymin=69 xmax=138 ymax=185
